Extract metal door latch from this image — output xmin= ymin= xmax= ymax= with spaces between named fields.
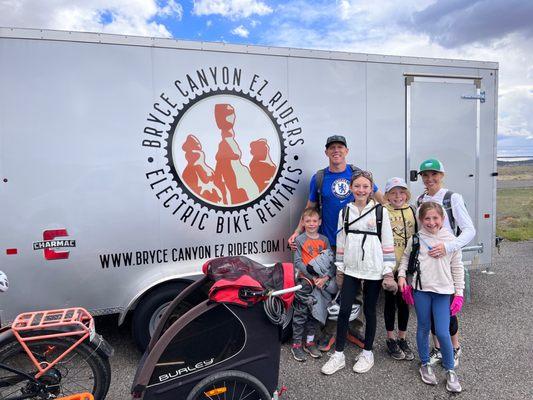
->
xmin=461 ymin=91 xmax=485 ymax=103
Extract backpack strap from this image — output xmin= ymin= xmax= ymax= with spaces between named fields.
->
xmin=315 ymin=168 xmax=327 ymax=213
xmin=442 ymin=190 xmax=457 ymax=234
xmin=349 ymin=164 xmax=362 ymax=175
xmin=375 ymin=204 xmax=383 ymax=243
xmin=342 ymin=205 xmax=350 ymax=235
xmin=416 ymin=193 xmax=424 ymax=207
xmin=341 ymin=204 xmax=380 ymax=261
xmin=409 ymin=204 xmax=418 ymax=232
xmin=407 ymin=233 xmax=422 ymax=290
xmin=343 ymin=205 xmax=377 ymax=234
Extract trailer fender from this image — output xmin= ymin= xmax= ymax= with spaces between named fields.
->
xmin=117 ymin=275 xmax=200 ymax=326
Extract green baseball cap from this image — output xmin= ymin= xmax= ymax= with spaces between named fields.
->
xmin=419 ymin=158 xmax=445 ymax=173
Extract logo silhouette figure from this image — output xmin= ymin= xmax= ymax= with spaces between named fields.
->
xmin=249 ymin=139 xmax=277 ymax=192
xmin=213 ymin=104 xmax=259 ymax=205
xmin=182 ymin=134 xmax=223 ymax=204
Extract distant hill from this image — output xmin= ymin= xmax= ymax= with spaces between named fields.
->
xmin=497 ymin=157 xmax=533 ymax=166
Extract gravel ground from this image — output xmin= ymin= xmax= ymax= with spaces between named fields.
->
xmin=98 ymin=240 xmax=533 ymax=400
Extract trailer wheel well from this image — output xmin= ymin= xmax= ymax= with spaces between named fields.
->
xmin=127 ymin=279 xmax=194 ymax=351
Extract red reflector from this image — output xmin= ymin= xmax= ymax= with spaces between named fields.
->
xmin=6 ymin=248 xmax=18 ymax=255
xmin=484 ymin=214 xmax=490 ymax=219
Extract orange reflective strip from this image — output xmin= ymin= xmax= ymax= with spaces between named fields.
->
xmin=204 ymin=387 xmax=227 ymax=396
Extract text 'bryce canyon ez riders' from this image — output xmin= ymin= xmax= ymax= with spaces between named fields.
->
xmin=142 ymin=66 xmax=304 ymax=233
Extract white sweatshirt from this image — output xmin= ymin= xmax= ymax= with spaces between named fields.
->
xmin=418 ymin=188 xmax=476 ymax=254
xmin=335 ymin=200 xmax=395 ymax=280
xmin=398 ymin=227 xmax=465 ymax=297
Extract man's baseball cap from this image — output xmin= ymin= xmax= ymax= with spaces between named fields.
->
xmin=419 ymin=158 xmax=445 ymax=173
xmin=325 ymin=135 xmax=347 ymax=148
xmin=385 ymin=177 xmax=408 ymax=193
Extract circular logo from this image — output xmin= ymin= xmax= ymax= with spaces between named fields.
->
xmin=142 ymin=67 xmax=305 ymax=232
xmin=331 ymin=178 xmax=351 ymax=199
xmin=165 ymin=89 xmax=286 ymax=212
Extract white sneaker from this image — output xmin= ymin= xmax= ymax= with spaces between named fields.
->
xmin=446 ymin=370 xmax=462 ymax=393
xmin=321 ymin=352 xmax=345 ymax=375
xmin=353 ymin=351 xmax=374 ymax=373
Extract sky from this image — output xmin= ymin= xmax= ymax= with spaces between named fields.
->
xmin=1 ymin=0 xmax=532 ymax=157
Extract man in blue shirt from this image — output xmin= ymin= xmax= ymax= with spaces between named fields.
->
xmin=289 ymin=135 xmax=382 ymax=247
xmin=288 ymin=135 xmax=383 ymax=351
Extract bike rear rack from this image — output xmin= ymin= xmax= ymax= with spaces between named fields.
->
xmin=11 ymin=308 xmax=94 ymax=378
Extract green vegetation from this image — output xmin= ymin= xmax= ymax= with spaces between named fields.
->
xmin=497 ymin=187 xmax=533 ymax=241
xmin=497 ymin=165 xmax=533 ymax=181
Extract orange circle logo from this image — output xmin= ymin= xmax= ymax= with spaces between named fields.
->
xmin=166 ymin=90 xmax=285 ymax=211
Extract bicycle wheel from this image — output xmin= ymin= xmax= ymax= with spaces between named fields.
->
xmin=0 ymin=336 xmax=110 ymax=400
xmin=186 ymin=370 xmax=272 ymax=400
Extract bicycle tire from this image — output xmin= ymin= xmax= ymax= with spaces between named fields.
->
xmin=0 ymin=336 xmax=111 ymax=400
xmin=186 ymin=370 xmax=272 ymax=400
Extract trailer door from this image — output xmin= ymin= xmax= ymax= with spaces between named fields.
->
xmin=406 ymin=75 xmax=482 ymax=231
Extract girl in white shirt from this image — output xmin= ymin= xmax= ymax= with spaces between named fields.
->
xmin=321 ymin=170 xmax=395 ymax=375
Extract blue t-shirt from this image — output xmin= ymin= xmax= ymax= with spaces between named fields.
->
xmin=309 ymin=166 xmax=378 ymax=246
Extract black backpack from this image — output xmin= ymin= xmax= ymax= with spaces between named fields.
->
xmin=417 ymin=190 xmax=461 ymax=236
xmin=406 ymin=233 xmax=422 ymax=290
xmin=340 ymin=203 xmax=383 ymax=260
xmin=315 ymin=164 xmax=361 ymax=214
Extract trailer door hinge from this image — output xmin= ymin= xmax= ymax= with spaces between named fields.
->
xmin=461 ymin=91 xmax=485 ymax=103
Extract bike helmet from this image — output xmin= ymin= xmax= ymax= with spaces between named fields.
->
xmin=327 ymin=302 xmax=360 ymax=321
xmin=0 ymin=271 xmax=8 ymax=293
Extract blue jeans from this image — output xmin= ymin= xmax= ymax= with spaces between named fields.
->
xmin=413 ymin=290 xmax=454 ymax=370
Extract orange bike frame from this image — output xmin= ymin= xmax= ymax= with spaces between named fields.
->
xmin=11 ymin=307 xmax=94 ymax=379
xmin=58 ymin=394 xmax=94 ymax=400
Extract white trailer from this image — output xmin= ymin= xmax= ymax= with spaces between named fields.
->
xmin=0 ymin=28 xmax=498 ymax=349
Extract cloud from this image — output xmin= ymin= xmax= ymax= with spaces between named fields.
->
xmin=410 ymin=0 xmax=533 ymax=48
xmin=262 ymin=0 xmax=533 ymax=156
xmin=192 ymin=0 xmax=272 ymax=19
xmin=0 ymin=0 xmax=182 ymax=37
xmin=499 ymin=86 xmax=533 ymax=139
xmin=157 ymin=0 xmax=183 ymax=19
xmin=231 ymin=24 xmax=249 ymax=37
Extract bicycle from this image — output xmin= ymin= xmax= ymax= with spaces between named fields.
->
xmin=0 ymin=307 xmax=113 ymax=399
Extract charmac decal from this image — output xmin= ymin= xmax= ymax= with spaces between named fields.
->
xmin=142 ymin=67 xmax=304 ymax=233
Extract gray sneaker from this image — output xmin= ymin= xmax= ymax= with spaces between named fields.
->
xmin=454 ymin=346 xmax=462 ymax=368
xmin=386 ymin=339 xmax=405 ymax=360
xmin=446 ymin=370 xmax=462 ymax=393
xmin=419 ymin=364 xmax=438 ymax=385
xmin=398 ymin=338 xmax=415 ymax=361
xmin=291 ymin=344 xmax=307 ymax=362
xmin=304 ymin=342 xmax=322 ymax=358
xmin=428 ymin=347 xmax=442 ymax=366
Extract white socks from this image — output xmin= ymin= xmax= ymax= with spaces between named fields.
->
xmin=334 ymin=351 xmax=344 ymax=358
xmin=306 ymin=335 xmax=315 ymax=343
xmin=362 ymin=349 xmax=374 ymax=360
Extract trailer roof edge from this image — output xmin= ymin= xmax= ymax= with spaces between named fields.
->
xmin=0 ymin=27 xmax=500 ymax=70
